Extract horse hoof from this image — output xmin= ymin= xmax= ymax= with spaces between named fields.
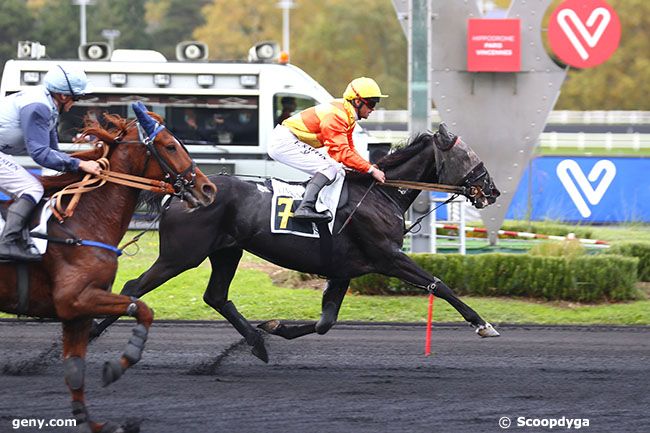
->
xmin=76 ymin=422 xmax=93 ymax=433
xmin=99 ymin=422 xmax=121 ymax=433
xmin=251 ymin=337 xmax=269 ymax=364
xmin=476 ymin=322 xmax=500 ymax=338
xmin=101 ymin=419 xmax=141 ymax=433
xmin=257 ymin=320 xmax=281 ymax=334
xmin=102 ymin=360 xmax=124 ymax=387
xmin=98 ymin=420 xmax=140 ymax=433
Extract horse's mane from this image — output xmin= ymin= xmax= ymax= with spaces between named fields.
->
xmin=137 ymin=190 xmax=165 ymax=217
xmin=40 ymin=111 xmax=164 ymax=195
xmin=375 ymin=132 xmax=433 ymax=170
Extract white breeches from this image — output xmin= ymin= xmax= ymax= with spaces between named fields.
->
xmin=0 ymin=152 xmax=44 ymax=203
xmin=267 ymin=125 xmax=341 ymax=181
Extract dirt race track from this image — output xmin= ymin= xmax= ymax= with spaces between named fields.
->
xmin=0 ymin=320 xmax=648 ymax=433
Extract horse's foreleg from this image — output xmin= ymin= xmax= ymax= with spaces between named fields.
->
xmin=61 ymin=319 xmax=94 ymax=431
xmin=62 ymin=319 xmax=139 ymax=433
xmin=316 ymin=278 xmax=349 ymax=334
xmin=383 ymin=253 xmax=499 ymax=337
xmin=202 ymin=248 xmax=270 ymax=362
xmin=99 ymin=297 xmax=154 ymax=387
xmin=258 ymin=278 xmax=350 ymax=339
xmin=56 ymin=288 xmax=155 ymax=385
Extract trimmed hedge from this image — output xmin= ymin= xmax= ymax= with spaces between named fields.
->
xmin=609 ymin=242 xmax=650 ymax=281
xmin=350 ymin=253 xmax=640 ymax=302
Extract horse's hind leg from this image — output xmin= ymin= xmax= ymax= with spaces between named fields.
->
xmin=202 ymin=248 xmax=269 ymax=363
xmin=383 ymin=252 xmax=499 ymax=337
xmin=62 ymin=319 xmax=140 ymax=433
xmin=259 ymin=278 xmax=350 ymax=339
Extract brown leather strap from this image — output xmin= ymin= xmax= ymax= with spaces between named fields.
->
xmin=382 ymin=179 xmax=465 ymax=194
xmin=16 ymin=263 xmax=29 ymax=315
xmin=96 ymin=171 xmax=175 ymax=194
xmin=50 ymin=146 xmax=175 ymax=221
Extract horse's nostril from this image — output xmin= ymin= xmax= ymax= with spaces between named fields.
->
xmin=202 ymin=183 xmax=218 ymax=200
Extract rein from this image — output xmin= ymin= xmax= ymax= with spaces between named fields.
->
xmin=382 ymin=179 xmax=467 ymax=195
xmin=380 ymin=179 xmax=476 ymax=235
xmin=403 ymin=194 xmax=459 ymax=235
xmin=336 ymin=179 xmax=467 ymax=236
xmin=50 ymin=121 xmax=180 ymax=221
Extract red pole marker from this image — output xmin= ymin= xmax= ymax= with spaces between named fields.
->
xmin=424 ymin=294 xmax=435 ymax=356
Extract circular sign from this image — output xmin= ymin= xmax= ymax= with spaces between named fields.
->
xmin=548 ymin=0 xmax=621 ymax=68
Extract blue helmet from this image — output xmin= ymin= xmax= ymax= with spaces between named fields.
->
xmin=43 ymin=65 xmax=92 ymax=97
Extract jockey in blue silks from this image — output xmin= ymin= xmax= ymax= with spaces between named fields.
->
xmin=0 ymin=65 xmax=101 ymax=261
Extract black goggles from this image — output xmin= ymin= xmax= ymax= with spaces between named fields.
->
xmin=361 ymin=97 xmax=380 ymax=109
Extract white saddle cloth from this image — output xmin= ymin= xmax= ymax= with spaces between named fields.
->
xmin=270 ymin=171 xmax=345 ymax=237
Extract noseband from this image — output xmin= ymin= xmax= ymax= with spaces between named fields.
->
xmin=461 ymin=162 xmax=498 ymax=205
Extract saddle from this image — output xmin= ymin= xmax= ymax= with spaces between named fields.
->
xmin=0 ymin=199 xmax=52 ymax=315
xmin=263 ymin=177 xmax=349 ymax=210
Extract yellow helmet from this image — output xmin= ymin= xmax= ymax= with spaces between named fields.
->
xmin=343 ymin=77 xmax=388 ymax=101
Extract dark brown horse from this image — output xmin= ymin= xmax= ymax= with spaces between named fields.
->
xmin=0 ymin=103 xmax=216 ymax=433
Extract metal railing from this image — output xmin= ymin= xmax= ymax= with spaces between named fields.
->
xmin=542 ymin=132 xmax=649 ymax=150
xmin=364 ymin=109 xmax=650 ymax=125
xmin=368 ymin=130 xmax=650 ymax=151
xmin=363 ymin=110 xmax=650 ymax=151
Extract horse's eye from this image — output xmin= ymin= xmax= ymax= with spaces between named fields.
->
xmin=165 ymin=145 xmax=177 ymax=153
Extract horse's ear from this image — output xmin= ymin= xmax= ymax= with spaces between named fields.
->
xmin=433 ymin=122 xmax=458 ymax=151
xmin=131 ymin=102 xmax=159 ymax=136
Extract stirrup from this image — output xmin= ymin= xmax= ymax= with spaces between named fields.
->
xmin=0 ymin=241 xmax=41 ymax=262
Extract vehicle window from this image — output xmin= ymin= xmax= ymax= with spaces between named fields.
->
xmin=58 ymin=104 xmax=127 ymax=143
xmin=58 ymin=95 xmax=259 ymax=146
xmin=273 ymin=94 xmax=317 ymax=126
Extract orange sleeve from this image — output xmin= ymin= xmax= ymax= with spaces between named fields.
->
xmin=320 ymin=113 xmax=371 ymax=173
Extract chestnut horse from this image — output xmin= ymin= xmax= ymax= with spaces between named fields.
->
xmin=0 ymin=102 xmax=216 ymax=433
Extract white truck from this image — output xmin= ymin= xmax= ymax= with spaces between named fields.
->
xmin=1 ymin=40 xmax=375 ymax=180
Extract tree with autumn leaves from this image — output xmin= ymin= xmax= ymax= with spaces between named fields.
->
xmin=2 ymin=0 xmax=648 ymax=110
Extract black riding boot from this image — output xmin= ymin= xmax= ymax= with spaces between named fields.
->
xmin=293 ymin=173 xmax=332 ymax=223
xmin=0 ymin=196 xmax=41 ymax=262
